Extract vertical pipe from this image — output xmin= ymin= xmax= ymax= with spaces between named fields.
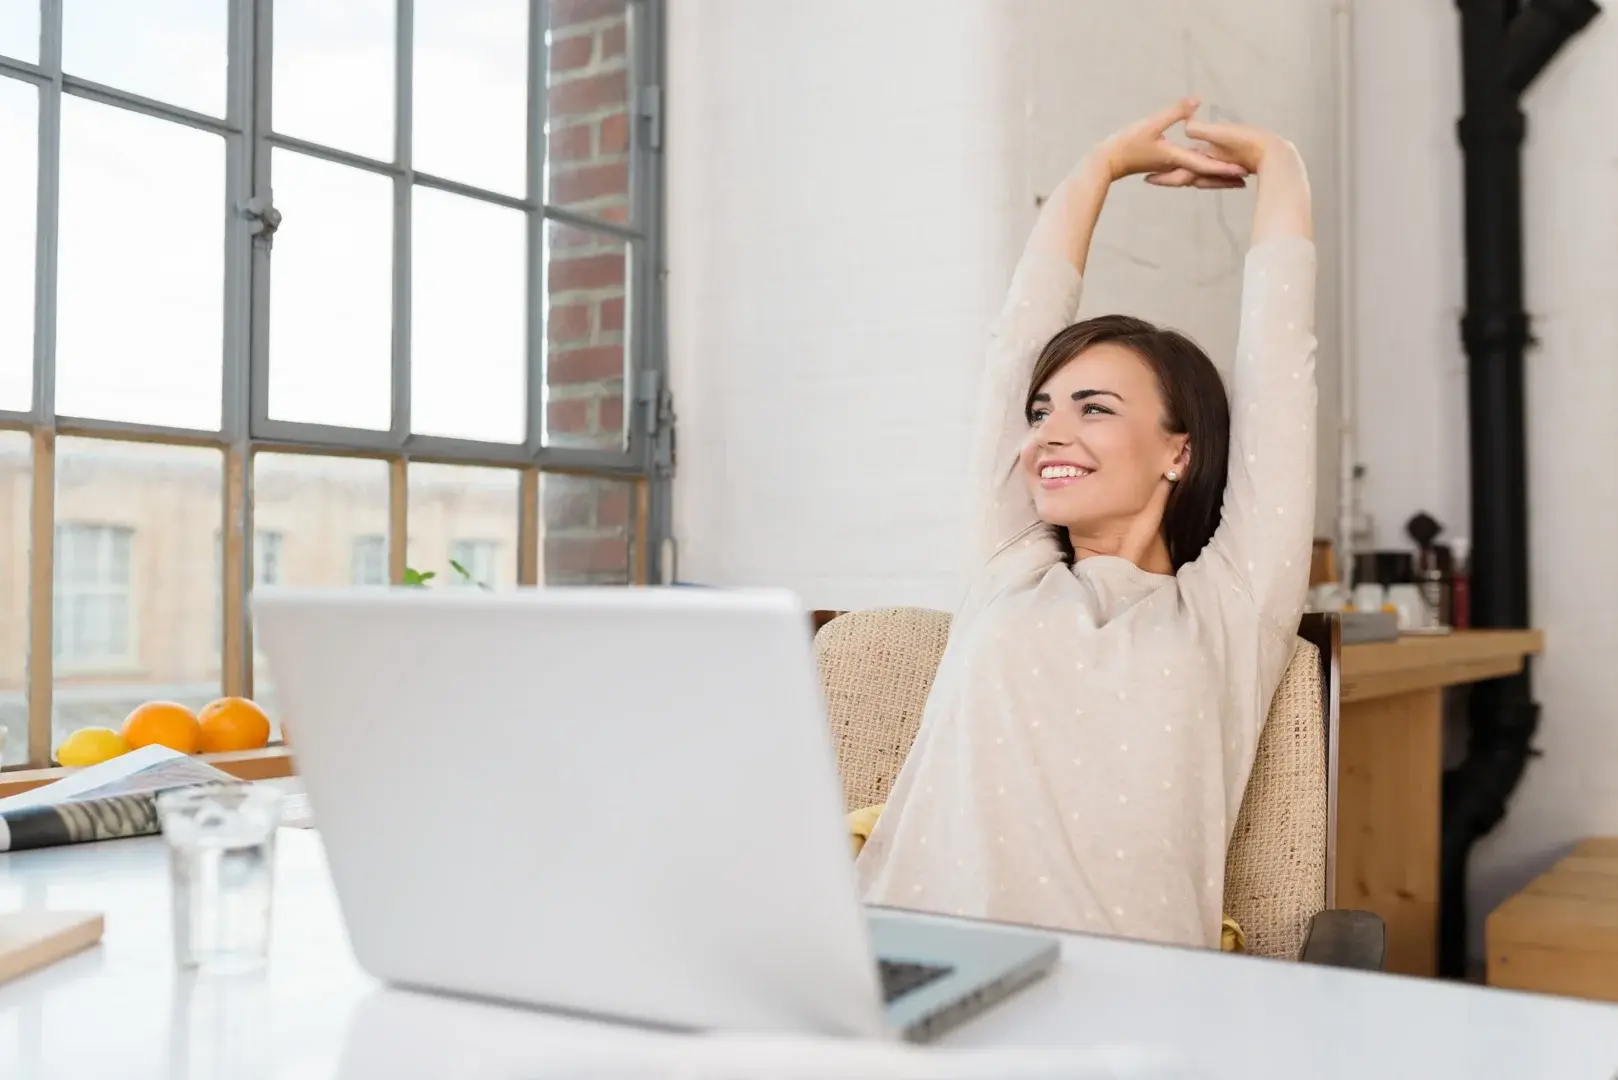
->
xmin=1445 ymin=0 xmax=1595 ymax=979
xmin=1332 ymin=0 xmax=1359 ymax=573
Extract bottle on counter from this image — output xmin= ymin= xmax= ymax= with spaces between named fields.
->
xmin=1450 ymin=537 xmax=1471 ymax=630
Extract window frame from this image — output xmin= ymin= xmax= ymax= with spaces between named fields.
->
xmin=0 ymin=0 xmax=669 ymax=768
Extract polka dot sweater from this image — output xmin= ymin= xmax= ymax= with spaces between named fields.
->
xmin=855 ymin=236 xmax=1318 ymax=949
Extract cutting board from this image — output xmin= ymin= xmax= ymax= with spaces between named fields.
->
xmin=0 ymin=910 xmax=103 ymax=985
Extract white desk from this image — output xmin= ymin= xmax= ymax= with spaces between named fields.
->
xmin=0 ymin=830 xmax=1615 ymax=1079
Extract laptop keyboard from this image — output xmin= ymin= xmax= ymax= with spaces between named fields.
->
xmin=878 ymin=959 xmax=953 ymax=1003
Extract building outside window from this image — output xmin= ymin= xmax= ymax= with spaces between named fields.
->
xmin=352 ymin=535 xmax=387 ymax=586
xmin=448 ymin=539 xmax=498 ymax=588
xmin=53 ymin=523 xmax=135 ymax=670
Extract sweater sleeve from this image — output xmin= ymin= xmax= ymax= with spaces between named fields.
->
xmin=1183 ymin=236 xmax=1318 ymax=633
xmin=970 ymin=249 xmax=1086 ymax=566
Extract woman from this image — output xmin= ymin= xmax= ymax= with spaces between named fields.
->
xmin=853 ymin=99 xmax=1316 ymax=950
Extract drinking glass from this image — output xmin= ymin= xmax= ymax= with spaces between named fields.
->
xmin=157 ymin=783 xmax=282 ymax=973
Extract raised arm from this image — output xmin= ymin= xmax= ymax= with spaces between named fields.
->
xmin=1180 ymin=124 xmax=1317 ymax=629
xmin=972 ymin=100 xmax=1248 ymax=565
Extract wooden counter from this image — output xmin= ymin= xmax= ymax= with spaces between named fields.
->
xmin=1334 ymin=629 xmax=1544 ymax=978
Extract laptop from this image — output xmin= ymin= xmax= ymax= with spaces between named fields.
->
xmin=252 ymin=586 xmax=1059 ymax=1042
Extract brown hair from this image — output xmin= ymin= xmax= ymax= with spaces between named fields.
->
xmin=1023 ymin=314 xmax=1230 ymax=571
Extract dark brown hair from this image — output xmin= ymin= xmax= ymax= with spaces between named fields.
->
xmin=1023 ymin=314 xmax=1230 ymax=571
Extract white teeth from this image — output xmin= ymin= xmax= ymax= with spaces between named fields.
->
xmin=1040 ymin=465 xmax=1087 ymax=479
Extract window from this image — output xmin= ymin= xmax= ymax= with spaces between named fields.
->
xmin=0 ymin=1 xmax=666 ymax=768
xmin=256 ymin=532 xmax=285 ymax=588
xmin=352 ymin=536 xmax=388 ymax=587
xmin=53 ymin=524 xmax=134 ymax=670
xmin=449 ymin=540 xmax=499 ymax=588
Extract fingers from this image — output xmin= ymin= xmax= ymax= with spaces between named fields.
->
xmin=1190 ymin=140 xmax=1241 ymax=165
xmin=1165 ymin=142 xmax=1246 ymax=178
xmin=1185 ymin=120 xmax=1264 ymax=160
xmin=1147 ymin=95 xmax=1201 ymax=134
xmin=1145 ymin=168 xmax=1196 ymax=187
xmin=1145 ymin=170 xmax=1247 ymax=189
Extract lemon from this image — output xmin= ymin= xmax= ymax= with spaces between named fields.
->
xmin=56 ymin=727 xmax=131 ymax=768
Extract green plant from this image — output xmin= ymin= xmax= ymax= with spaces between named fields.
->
xmin=402 ymin=560 xmax=489 ymax=590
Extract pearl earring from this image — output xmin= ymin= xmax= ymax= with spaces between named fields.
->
xmin=1165 ymin=470 xmax=1180 ymax=482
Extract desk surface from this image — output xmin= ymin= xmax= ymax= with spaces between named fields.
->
xmin=0 ymin=830 xmax=1614 ymax=1079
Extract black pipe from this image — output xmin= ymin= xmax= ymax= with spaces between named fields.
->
xmin=1505 ymin=0 xmax=1601 ymax=92
xmin=1445 ymin=0 xmax=1596 ymax=978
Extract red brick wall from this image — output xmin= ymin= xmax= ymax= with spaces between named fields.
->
xmin=544 ymin=0 xmax=635 ymax=583
xmin=543 ymin=473 xmax=633 ymax=584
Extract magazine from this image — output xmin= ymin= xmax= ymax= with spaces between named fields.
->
xmin=0 ymin=745 xmax=309 ymax=852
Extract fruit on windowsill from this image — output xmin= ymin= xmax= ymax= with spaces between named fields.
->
xmin=121 ymin=701 xmax=202 ymax=754
xmin=56 ymin=727 xmax=130 ymax=768
xmin=197 ymin=697 xmax=272 ymax=753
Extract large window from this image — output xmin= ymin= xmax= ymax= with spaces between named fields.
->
xmin=0 ymin=1 xmax=668 ymax=768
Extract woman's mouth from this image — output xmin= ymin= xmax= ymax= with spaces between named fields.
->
xmin=1038 ymin=463 xmax=1092 ymax=489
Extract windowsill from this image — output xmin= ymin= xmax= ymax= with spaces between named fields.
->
xmin=0 ymin=746 xmax=295 ymax=799
xmin=52 ymin=661 xmax=148 ymax=680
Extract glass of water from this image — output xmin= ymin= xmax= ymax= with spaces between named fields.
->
xmin=157 ymin=783 xmax=283 ymax=974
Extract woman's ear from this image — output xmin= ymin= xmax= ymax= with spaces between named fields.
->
xmin=1170 ymin=436 xmax=1191 ymax=472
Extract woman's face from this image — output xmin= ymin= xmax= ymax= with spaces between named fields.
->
xmin=1019 ymin=343 xmax=1188 ymax=540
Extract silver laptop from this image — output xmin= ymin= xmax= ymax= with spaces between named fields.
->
xmin=252 ymin=586 xmax=1058 ymax=1042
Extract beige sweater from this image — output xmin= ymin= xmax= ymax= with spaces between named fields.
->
xmin=855 ymin=237 xmax=1317 ymax=949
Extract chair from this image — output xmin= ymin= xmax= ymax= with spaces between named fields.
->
xmin=812 ymin=607 xmax=1386 ymax=969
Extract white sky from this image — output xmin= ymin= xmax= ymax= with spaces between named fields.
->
xmin=0 ymin=0 xmax=537 ymax=443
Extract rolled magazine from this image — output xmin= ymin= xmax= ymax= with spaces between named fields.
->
xmin=0 ymin=745 xmax=305 ymax=852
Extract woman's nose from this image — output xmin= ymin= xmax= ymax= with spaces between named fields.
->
xmin=1039 ymin=417 xmax=1075 ymax=446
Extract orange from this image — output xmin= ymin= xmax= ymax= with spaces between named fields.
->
xmin=197 ymin=697 xmax=272 ymax=753
xmin=121 ymin=701 xmax=202 ymax=754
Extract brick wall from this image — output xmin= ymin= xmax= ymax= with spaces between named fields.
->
xmin=543 ymin=473 xmax=633 ymax=585
xmin=543 ymin=0 xmax=635 ymax=584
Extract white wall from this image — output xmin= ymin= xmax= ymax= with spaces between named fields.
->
xmin=1352 ymin=0 xmax=1618 ymax=961
xmin=668 ymin=0 xmax=1342 ymax=613
xmin=666 ymin=0 xmax=1013 ymax=610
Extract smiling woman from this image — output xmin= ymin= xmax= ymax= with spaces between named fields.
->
xmin=1022 ymin=315 xmax=1231 ymax=573
xmin=854 ymin=98 xmax=1319 ymax=952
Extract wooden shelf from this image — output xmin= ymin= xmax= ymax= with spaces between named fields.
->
xmin=1341 ymin=629 xmax=1544 ymax=703
xmin=0 ymin=747 xmax=295 ymax=801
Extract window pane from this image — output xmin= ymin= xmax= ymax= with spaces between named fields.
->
xmin=545 ymin=0 xmax=631 ymax=223
xmin=250 ymin=453 xmax=389 ymax=724
xmin=545 ymin=221 xmax=627 ymax=451
xmin=407 ymin=463 xmax=518 ymax=588
xmin=0 ymin=3 xmax=38 ymax=62
xmin=0 ymin=431 xmax=28 ymax=766
xmin=413 ymin=0 xmax=526 ymax=196
xmin=542 ymin=473 xmax=633 ymax=585
xmin=53 ymin=439 xmax=222 ymax=754
xmin=272 ymin=0 xmax=394 ymax=162
xmin=411 ymin=188 xmax=525 ymax=443
xmin=63 ymin=0 xmax=228 ymax=118
xmin=267 ymin=150 xmax=392 ymax=431
xmin=56 ymin=99 xmax=224 ymax=429
xmin=0 ymin=78 xmax=35 ymax=413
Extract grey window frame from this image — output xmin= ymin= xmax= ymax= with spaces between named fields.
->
xmin=0 ymin=0 xmax=671 ymax=767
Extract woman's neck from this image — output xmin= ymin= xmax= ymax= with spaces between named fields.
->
xmin=1069 ymin=525 xmax=1174 ymax=576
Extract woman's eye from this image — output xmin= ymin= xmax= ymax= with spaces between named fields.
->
xmin=1082 ymin=403 xmax=1113 ymax=417
xmin=1028 ymin=408 xmax=1049 ymax=424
